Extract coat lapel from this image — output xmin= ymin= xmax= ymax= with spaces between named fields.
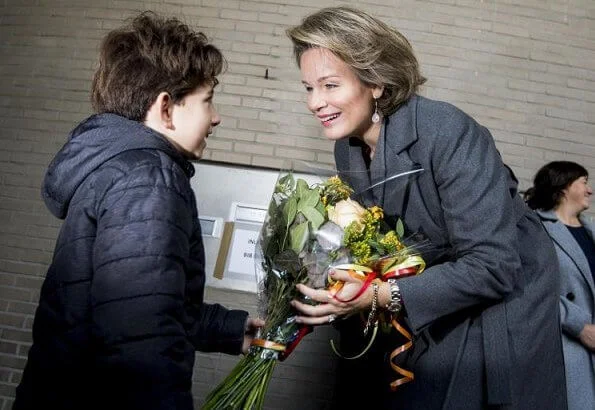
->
xmin=334 ymin=95 xmax=424 ymax=221
xmin=538 ymin=210 xmax=595 ymax=291
xmin=581 ymin=215 xmax=595 ymax=242
xmin=380 ymin=96 xmax=423 ymax=220
xmin=335 ymin=137 xmax=375 ymax=206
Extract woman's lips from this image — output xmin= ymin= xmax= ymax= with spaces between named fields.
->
xmin=319 ymin=113 xmax=340 ymax=127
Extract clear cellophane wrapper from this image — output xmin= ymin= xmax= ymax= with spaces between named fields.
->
xmin=202 ymin=162 xmax=429 ymax=409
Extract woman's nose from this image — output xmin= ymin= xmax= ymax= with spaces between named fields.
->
xmin=308 ymin=90 xmax=327 ymax=112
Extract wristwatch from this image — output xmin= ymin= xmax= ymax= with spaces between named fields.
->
xmin=385 ymin=279 xmax=402 ymax=314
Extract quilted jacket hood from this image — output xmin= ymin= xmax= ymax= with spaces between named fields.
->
xmin=42 ymin=113 xmax=193 ymax=219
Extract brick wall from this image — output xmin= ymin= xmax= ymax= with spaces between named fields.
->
xmin=0 ymin=0 xmax=594 ymax=408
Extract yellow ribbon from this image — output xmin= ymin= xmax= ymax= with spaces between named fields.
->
xmin=330 ymin=319 xmax=379 ymax=360
xmin=381 ymin=254 xmax=425 ymax=278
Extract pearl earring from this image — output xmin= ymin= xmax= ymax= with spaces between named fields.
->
xmin=372 ymin=99 xmax=380 ymax=123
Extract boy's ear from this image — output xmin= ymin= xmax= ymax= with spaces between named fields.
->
xmin=145 ymin=91 xmax=175 ymax=131
xmin=158 ymin=91 xmax=175 ymax=130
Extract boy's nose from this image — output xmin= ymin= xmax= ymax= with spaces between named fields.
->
xmin=212 ymin=112 xmax=221 ymax=126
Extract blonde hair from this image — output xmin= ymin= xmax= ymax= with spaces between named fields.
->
xmin=287 ymin=6 xmax=426 ymax=115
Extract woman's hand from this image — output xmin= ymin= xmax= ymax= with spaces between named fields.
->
xmin=579 ymin=324 xmax=595 ymax=351
xmin=242 ymin=317 xmax=265 ymax=354
xmin=291 ymin=269 xmax=389 ymax=326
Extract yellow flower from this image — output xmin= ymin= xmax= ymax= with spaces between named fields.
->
xmin=380 ymin=230 xmax=404 ymax=252
xmin=368 ymin=206 xmax=384 ymax=221
xmin=328 ymin=198 xmax=366 ymax=229
xmin=327 ymin=176 xmax=342 ymax=185
xmin=352 ymin=242 xmax=372 ymax=265
xmin=321 ymin=176 xmax=354 ymax=205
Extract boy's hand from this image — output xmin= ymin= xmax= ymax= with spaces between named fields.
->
xmin=242 ymin=317 xmax=265 ymax=354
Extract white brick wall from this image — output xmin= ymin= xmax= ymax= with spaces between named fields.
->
xmin=1 ymin=0 xmax=594 ymax=408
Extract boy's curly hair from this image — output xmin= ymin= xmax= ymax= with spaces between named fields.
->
xmin=91 ymin=11 xmax=225 ymax=121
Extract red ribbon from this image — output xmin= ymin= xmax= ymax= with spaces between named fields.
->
xmin=331 ymin=265 xmax=417 ymax=303
xmin=329 ymin=264 xmax=421 ymax=391
xmin=383 ymin=266 xmax=418 ymax=280
xmin=279 ymin=325 xmax=312 ymax=361
xmin=331 ymin=272 xmax=377 ymax=303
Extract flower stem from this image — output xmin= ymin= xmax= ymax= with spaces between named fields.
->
xmin=202 ymin=353 xmax=278 ymax=410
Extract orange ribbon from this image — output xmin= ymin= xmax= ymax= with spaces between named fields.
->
xmin=250 ymin=338 xmax=286 ymax=352
xmin=388 ymin=318 xmax=414 ymax=390
xmin=327 ymin=261 xmax=423 ymax=391
xmin=384 ymin=263 xmax=421 ymax=391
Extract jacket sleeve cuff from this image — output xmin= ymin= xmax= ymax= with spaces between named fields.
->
xmin=218 ymin=309 xmax=249 ymax=355
xmin=189 ymin=303 xmax=249 ymax=355
xmin=560 ymin=298 xmax=591 ymax=339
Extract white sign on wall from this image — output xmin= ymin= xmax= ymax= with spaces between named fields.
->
xmin=226 ymin=227 xmax=259 ymax=278
xmin=210 ymin=202 xmax=268 ymax=293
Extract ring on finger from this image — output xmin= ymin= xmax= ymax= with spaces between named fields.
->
xmin=328 ymin=314 xmax=337 ymax=323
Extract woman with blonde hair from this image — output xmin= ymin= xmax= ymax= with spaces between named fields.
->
xmin=287 ymin=6 xmax=567 ymax=409
xmin=525 ymin=161 xmax=595 ymax=410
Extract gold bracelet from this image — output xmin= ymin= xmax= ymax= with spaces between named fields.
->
xmin=364 ymin=282 xmax=379 ymax=336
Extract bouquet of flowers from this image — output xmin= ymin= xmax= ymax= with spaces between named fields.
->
xmin=202 ymin=170 xmax=425 ymax=410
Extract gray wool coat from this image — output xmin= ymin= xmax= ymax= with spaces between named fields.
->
xmin=537 ymin=210 xmax=595 ymax=410
xmin=333 ymin=95 xmax=567 ymax=410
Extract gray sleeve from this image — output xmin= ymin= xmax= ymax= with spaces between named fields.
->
xmin=398 ymin=116 xmax=522 ymax=334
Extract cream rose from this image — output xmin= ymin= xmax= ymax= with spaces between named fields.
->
xmin=327 ymin=198 xmax=366 ymax=229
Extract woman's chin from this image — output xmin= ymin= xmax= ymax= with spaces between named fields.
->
xmin=322 ymin=128 xmax=349 ymax=141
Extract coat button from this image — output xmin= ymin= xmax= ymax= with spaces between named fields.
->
xmin=566 ymin=292 xmax=575 ymax=301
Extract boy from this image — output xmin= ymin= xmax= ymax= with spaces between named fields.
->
xmin=13 ymin=12 xmax=262 ymax=410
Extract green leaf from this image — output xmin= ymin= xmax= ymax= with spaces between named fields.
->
xmin=396 ymin=218 xmax=405 ymax=239
xmin=315 ymin=200 xmax=326 ymax=215
xmin=300 ymin=189 xmax=320 ymax=208
xmin=289 ymin=221 xmax=309 ymax=253
xmin=296 ymin=179 xmax=309 ymax=198
xmin=283 ymin=197 xmax=297 ymax=227
xmin=300 ymin=206 xmax=325 ymax=230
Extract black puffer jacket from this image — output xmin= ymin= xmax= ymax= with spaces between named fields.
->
xmin=14 ymin=114 xmax=248 ymax=410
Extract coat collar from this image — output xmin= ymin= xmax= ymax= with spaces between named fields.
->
xmin=536 ymin=209 xmax=595 ymax=237
xmin=536 ymin=209 xmax=595 ymax=289
xmin=385 ymin=94 xmax=420 ymax=155
xmin=334 ymin=95 xmax=421 ymax=207
xmin=536 ymin=209 xmax=558 ymax=221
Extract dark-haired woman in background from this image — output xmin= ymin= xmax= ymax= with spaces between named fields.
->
xmin=525 ymin=161 xmax=595 ymax=410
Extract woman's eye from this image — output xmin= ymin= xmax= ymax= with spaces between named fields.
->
xmin=304 ymin=86 xmax=313 ymax=92
xmin=325 ymin=83 xmax=337 ymax=89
